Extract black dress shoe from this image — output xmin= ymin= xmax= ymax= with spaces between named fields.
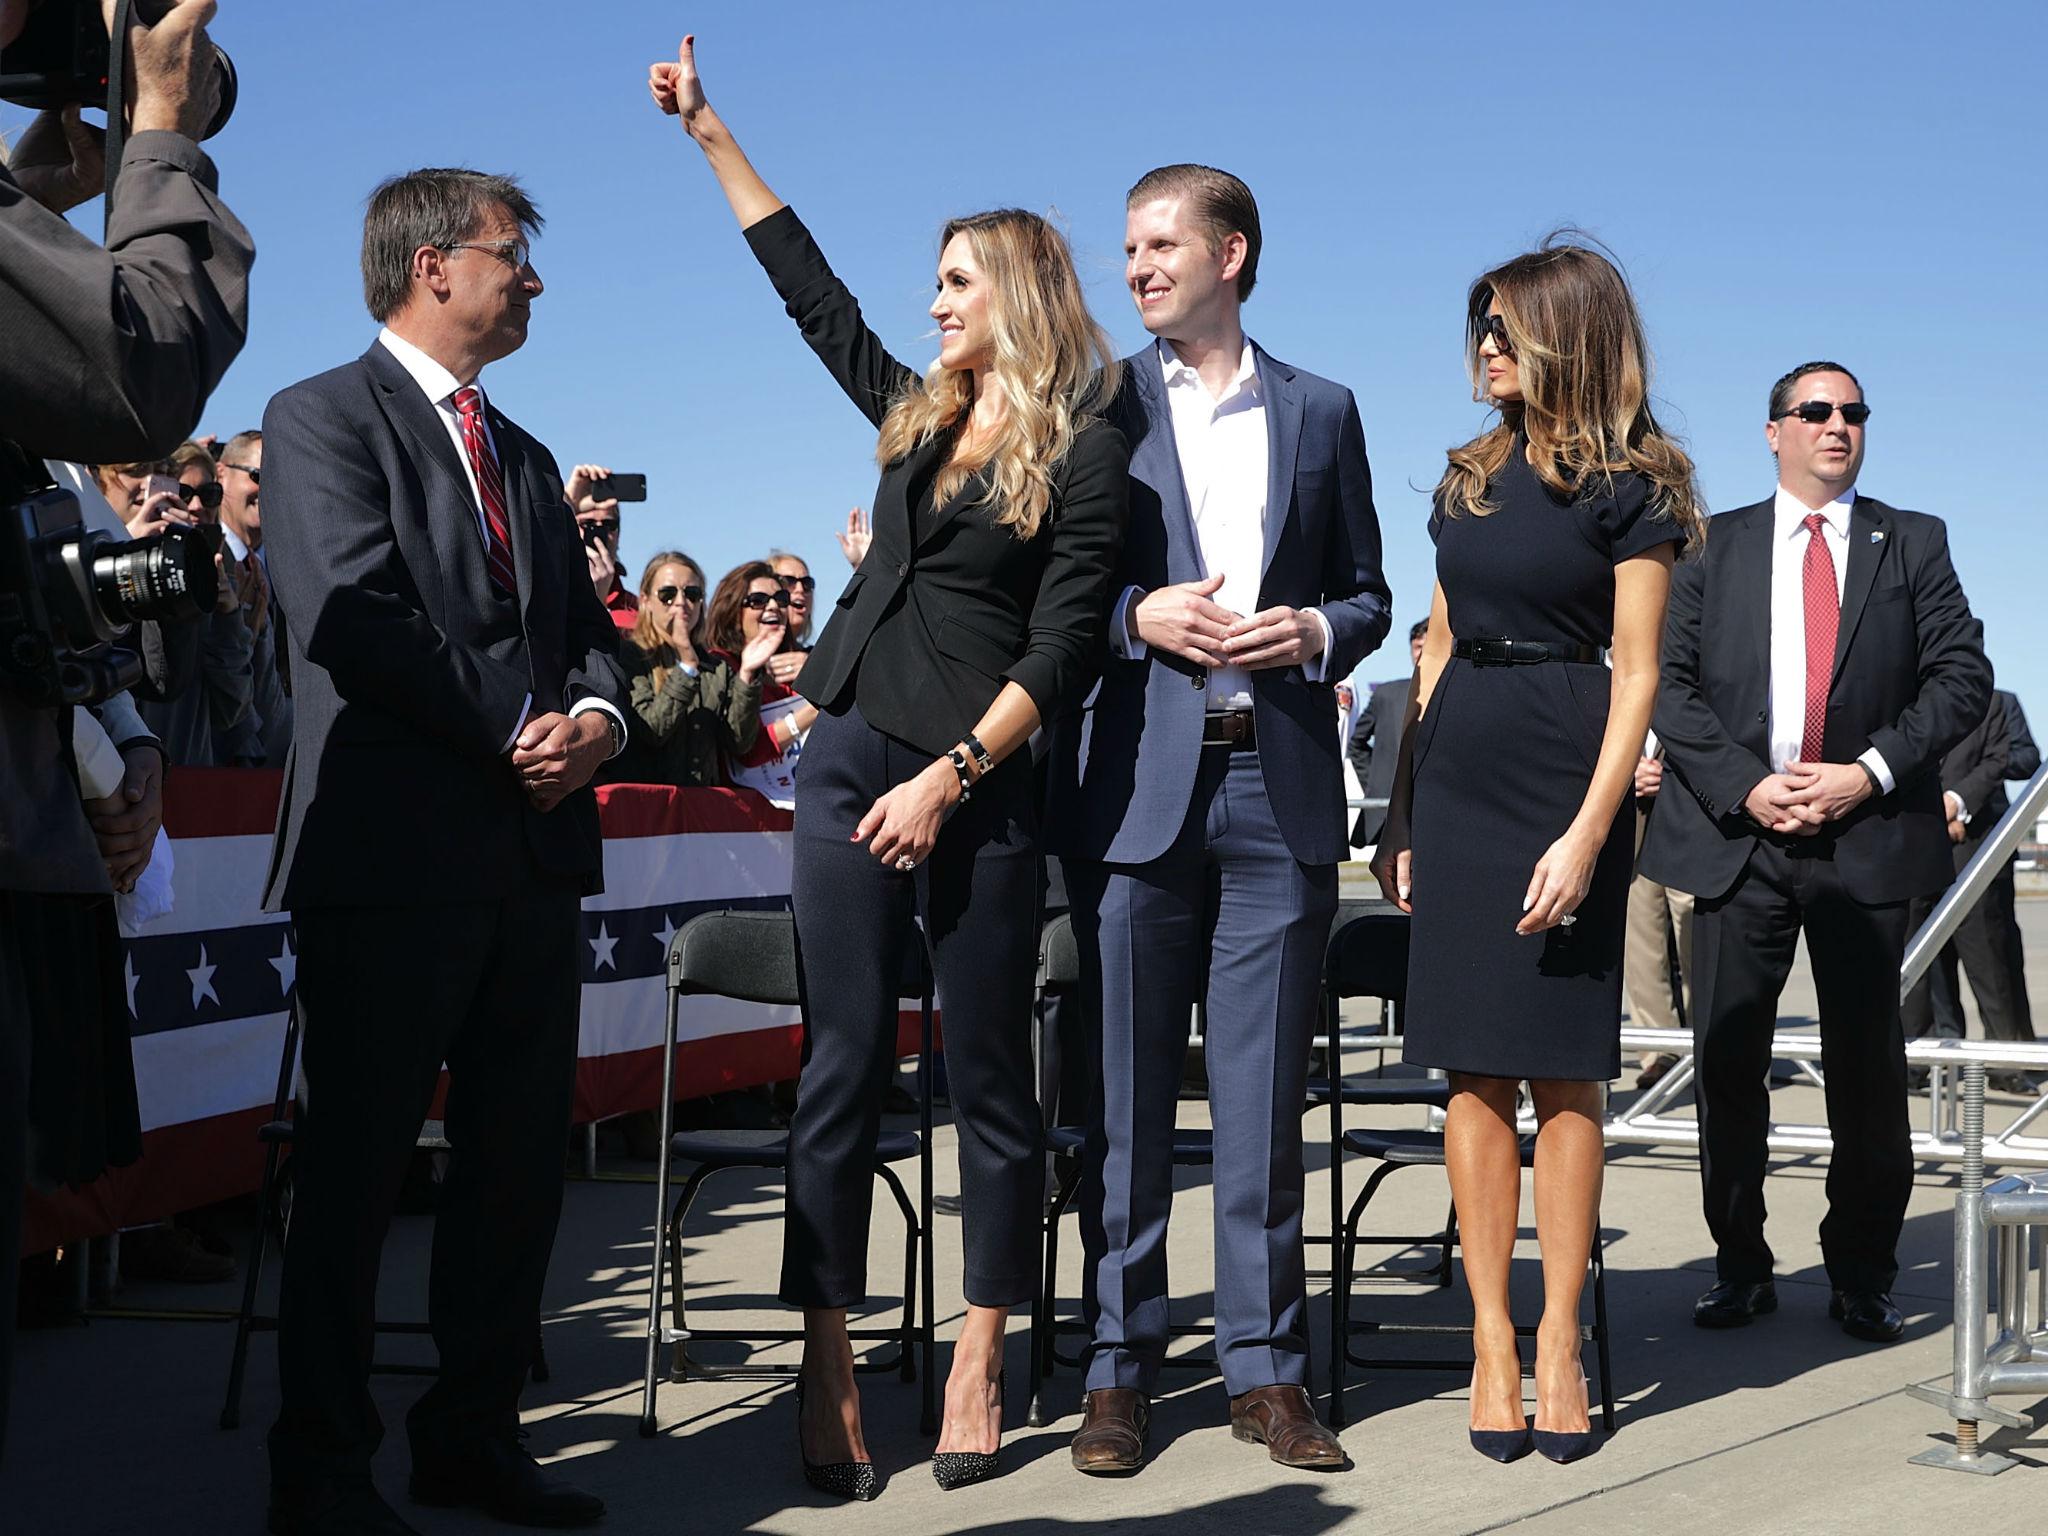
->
xmin=410 ymin=1430 xmax=605 ymax=1528
xmin=1692 ymin=1278 xmax=1777 ymax=1328
xmin=1829 ymin=1289 xmax=1904 ymax=1343
xmin=269 ymin=1480 xmax=421 ymax=1536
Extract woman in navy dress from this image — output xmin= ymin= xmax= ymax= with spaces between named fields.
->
xmin=1375 ymin=238 xmax=1704 ymax=1463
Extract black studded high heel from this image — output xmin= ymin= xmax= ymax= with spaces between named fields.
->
xmin=932 ymin=1368 xmax=1005 ymax=1490
xmin=795 ymin=1376 xmax=878 ymax=1501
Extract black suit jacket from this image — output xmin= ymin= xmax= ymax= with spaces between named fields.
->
xmin=1941 ymin=690 xmax=2040 ymax=868
xmin=1640 ymin=493 xmax=1991 ymax=904
xmin=744 ymin=209 xmax=1128 ymax=757
xmin=1346 ymin=676 xmax=1410 ymax=847
xmin=259 ymin=343 xmax=628 ymax=910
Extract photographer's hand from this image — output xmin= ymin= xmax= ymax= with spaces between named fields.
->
xmin=121 ymin=0 xmax=222 ymax=141
xmin=87 ymin=742 xmax=165 ymax=894
xmin=124 ymin=490 xmax=196 ymax=541
xmin=9 ymin=105 xmax=107 ymax=214
xmin=564 ymin=464 xmax=613 ymax=516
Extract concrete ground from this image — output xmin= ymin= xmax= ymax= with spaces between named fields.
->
xmin=10 ymin=894 xmax=2048 ymax=1535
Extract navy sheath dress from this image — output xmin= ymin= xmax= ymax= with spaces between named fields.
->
xmin=1401 ymin=444 xmax=1685 ymax=1083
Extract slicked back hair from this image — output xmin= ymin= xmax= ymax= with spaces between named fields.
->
xmin=1768 ymin=360 xmax=1863 ymax=421
xmin=221 ymin=429 xmax=261 ymax=463
xmin=362 ymin=168 xmax=543 ymax=323
xmin=1126 ymin=164 xmax=1262 ymax=302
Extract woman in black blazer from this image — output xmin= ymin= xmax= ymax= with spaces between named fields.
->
xmin=652 ymin=38 xmax=1127 ymax=1496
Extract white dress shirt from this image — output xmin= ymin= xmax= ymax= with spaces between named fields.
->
xmin=1766 ymin=484 xmax=1892 ymax=790
xmin=375 ymin=328 xmax=624 ymax=757
xmin=1118 ymin=338 xmax=1332 ymax=710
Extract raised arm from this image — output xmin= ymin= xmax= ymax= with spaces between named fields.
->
xmin=650 ymin=35 xmax=916 ymax=424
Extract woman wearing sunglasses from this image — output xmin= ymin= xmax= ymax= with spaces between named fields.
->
xmin=706 ymin=559 xmax=820 ymax=761
xmin=650 ymin=34 xmax=1127 ymax=1497
xmin=617 ymin=551 xmax=776 ymax=788
xmin=1374 ymin=236 xmax=1705 ymax=1465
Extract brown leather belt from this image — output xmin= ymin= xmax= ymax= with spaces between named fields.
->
xmin=1201 ymin=710 xmax=1257 ymax=749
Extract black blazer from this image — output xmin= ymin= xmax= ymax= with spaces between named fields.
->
xmin=1639 ymin=493 xmax=1991 ymax=905
xmin=1347 ymin=675 xmax=1410 ymax=847
xmin=1940 ymin=689 xmax=2040 ymax=868
xmin=259 ymin=343 xmax=629 ymax=910
xmin=743 ymin=208 xmax=1129 ymax=756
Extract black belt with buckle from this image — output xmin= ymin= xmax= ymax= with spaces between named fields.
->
xmin=1452 ymin=637 xmax=1605 ymax=666
xmin=1201 ymin=710 xmax=1257 ymax=749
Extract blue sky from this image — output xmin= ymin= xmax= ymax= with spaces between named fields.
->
xmin=15 ymin=1 xmax=2043 ymax=722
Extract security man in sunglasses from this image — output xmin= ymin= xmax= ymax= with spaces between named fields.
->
xmin=1642 ymin=360 xmax=1990 ymax=1345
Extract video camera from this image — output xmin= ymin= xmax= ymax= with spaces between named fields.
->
xmin=0 ymin=446 xmax=219 ymax=706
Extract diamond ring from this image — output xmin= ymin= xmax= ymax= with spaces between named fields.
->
xmin=895 ymin=855 xmax=916 ymax=872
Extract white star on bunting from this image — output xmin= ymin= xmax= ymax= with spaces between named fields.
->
xmin=187 ymin=943 xmax=221 ymax=1011
xmin=269 ymin=933 xmax=298 ymax=997
xmin=124 ymin=954 xmax=140 ymax=1017
xmin=652 ymin=912 xmax=679 ymax=963
xmin=589 ymin=921 xmax=620 ymax=973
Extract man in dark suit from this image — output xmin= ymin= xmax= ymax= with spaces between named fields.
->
xmin=1642 ymin=360 xmax=1990 ymax=1345
xmin=1049 ymin=164 xmax=1391 ymax=1472
xmin=1903 ymin=689 xmax=2040 ymax=1072
xmin=1347 ymin=619 xmax=1427 ymax=848
xmin=260 ymin=169 xmax=625 ymax=1535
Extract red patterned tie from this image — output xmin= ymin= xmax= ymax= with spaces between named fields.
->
xmin=1799 ymin=512 xmax=1837 ymax=764
xmin=453 ymin=385 xmax=518 ymax=595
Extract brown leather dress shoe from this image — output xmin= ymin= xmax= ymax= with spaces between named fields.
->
xmin=1071 ymin=1388 xmax=1149 ymax=1474
xmin=1228 ymin=1385 xmax=1347 ymax=1469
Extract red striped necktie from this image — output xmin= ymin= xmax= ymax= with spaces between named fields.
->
xmin=1799 ymin=512 xmax=1837 ymax=763
xmin=453 ymin=385 xmax=518 ymax=596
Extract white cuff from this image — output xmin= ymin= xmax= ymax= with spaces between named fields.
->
xmin=500 ymin=692 xmax=534 ymax=755
xmin=1302 ymin=607 xmax=1336 ymax=683
xmin=1112 ymin=585 xmax=1148 ymax=661
xmin=1858 ymin=746 xmax=1895 ymax=795
xmin=570 ymin=696 xmax=630 ymax=760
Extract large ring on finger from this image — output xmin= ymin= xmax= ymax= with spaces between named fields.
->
xmin=1559 ymin=914 xmax=1577 ymax=928
xmin=895 ymin=855 xmax=916 ymax=872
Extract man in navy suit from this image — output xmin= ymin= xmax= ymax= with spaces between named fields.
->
xmin=1049 ymin=164 xmax=1391 ymax=1472
xmin=261 ymin=169 xmax=624 ymax=1535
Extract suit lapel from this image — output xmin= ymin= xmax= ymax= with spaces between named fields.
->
xmin=1124 ymin=348 xmax=1200 ymax=579
xmin=1256 ymin=345 xmax=1301 ymax=582
xmin=365 ymin=345 xmax=473 ymax=507
xmin=1831 ymin=498 xmax=1888 ymax=685
xmin=1719 ymin=500 xmax=1773 ymax=692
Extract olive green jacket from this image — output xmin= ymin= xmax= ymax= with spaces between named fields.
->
xmin=620 ymin=642 xmax=761 ymax=788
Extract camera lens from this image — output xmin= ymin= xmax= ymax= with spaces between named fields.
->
xmin=89 ymin=524 xmax=219 ymax=624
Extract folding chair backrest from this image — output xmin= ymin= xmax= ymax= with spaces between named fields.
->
xmin=668 ymin=909 xmax=801 ymax=1006
xmin=1040 ymin=911 xmax=1080 ymax=994
xmin=1326 ymin=905 xmax=1410 ymax=1003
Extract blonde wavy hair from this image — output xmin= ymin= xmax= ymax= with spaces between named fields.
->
xmin=629 ymin=550 xmax=707 ymax=694
xmin=1437 ymin=233 xmax=1704 ymax=554
xmin=873 ymin=209 xmax=1121 ymax=541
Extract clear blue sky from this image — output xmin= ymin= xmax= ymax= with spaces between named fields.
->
xmin=14 ymin=1 xmax=2043 ymax=722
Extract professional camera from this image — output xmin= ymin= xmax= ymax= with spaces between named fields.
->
xmin=1 ymin=458 xmax=218 ymax=707
xmin=0 ymin=0 xmax=236 ymax=140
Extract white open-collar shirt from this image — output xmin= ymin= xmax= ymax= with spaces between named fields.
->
xmin=1766 ymin=483 xmax=1891 ymax=790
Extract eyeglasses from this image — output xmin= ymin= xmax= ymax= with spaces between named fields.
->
xmin=1474 ymin=312 xmax=1513 ymax=357
xmin=439 ymin=239 xmax=533 ymax=272
xmin=1773 ymin=400 xmax=1872 ymax=427
xmin=220 ymin=461 xmax=260 ymax=485
xmin=742 ymin=589 xmax=793 ymax=611
xmin=775 ymin=573 xmax=816 ymax=594
xmin=655 ymin=584 xmax=704 ymax=605
xmin=178 ymin=480 xmax=224 ymax=510
xmin=583 ymin=521 xmax=620 ymax=540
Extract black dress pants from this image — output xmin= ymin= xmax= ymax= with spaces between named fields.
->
xmin=784 ymin=703 xmax=1041 ymax=1309
xmin=1691 ymin=840 xmax=1912 ymax=1294
xmin=267 ymin=878 xmax=582 ymax=1497
xmin=1903 ymin=861 xmax=2035 ymax=1042
xmin=0 ymin=906 xmax=29 ymax=1473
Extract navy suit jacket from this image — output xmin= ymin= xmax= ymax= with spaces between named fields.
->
xmin=259 ymin=343 xmax=628 ymax=910
xmin=1047 ymin=342 xmax=1391 ymax=866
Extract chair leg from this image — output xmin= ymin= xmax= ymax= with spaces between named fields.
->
xmin=667 ymin=1166 xmax=714 ymax=1382
xmin=1331 ymin=1159 xmax=1397 ymax=1427
xmin=219 ymin=1137 xmax=285 ymax=1430
xmin=1592 ymin=1225 xmax=1616 ymax=1433
xmin=875 ymin=1164 xmax=919 ymax=1384
xmin=918 ymin=989 xmax=938 ymax=1437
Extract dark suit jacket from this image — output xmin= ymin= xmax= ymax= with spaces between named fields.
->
xmin=1347 ymin=676 xmax=1410 ymax=847
xmin=1640 ymin=493 xmax=1991 ymax=905
xmin=744 ymin=209 xmax=1127 ymax=756
xmin=1940 ymin=689 xmax=2040 ymax=869
xmin=1046 ymin=343 xmax=1392 ymax=868
xmin=259 ymin=343 xmax=627 ymax=910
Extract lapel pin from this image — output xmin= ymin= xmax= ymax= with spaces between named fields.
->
xmin=1870 ymin=529 xmax=1885 ymax=542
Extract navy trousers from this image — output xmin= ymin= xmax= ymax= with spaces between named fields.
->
xmin=783 ymin=703 xmax=1042 ymax=1309
xmin=1069 ymin=746 xmax=1338 ymax=1395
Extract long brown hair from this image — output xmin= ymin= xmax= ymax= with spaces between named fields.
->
xmin=873 ymin=209 xmax=1121 ymax=542
xmin=629 ymin=549 xmax=706 ymax=692
xmin=1437 ymin=233 xmax=1704 ymax=554
xmin=706 ymin=560 xmax=778 ymax=657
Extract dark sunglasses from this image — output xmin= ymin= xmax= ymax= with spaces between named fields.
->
xmin=220 ymin=461 xmax=260 ymax=484
xmin=775 ymin=573 xmax=816 ymax=593
xmin=1474 ymin=311 xmax=1513 ymax=356
xmin=1774 ymin=400 xmax=1872 ymax=427
xmin=742 ymin=589 xmax=793 ymax=611
xmin=583 ymin=520 xmax=621 ymax=539
xmin=655 ymin=584 xmax=704 ymax=605
xmin=178 ymin=480 xmax=224 ymax=510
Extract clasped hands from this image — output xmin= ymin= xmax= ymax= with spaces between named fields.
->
xmin=1742 ymin=761 xmax=1874 ymax=835
xmin=509 ymin=711 xmax=612 ymax=813
xmin=1132 ymin=574 xmax=1324 ymax=670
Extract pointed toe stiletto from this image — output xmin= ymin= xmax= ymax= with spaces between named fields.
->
xmin=1533 ymin=1372 xmax=1600 ymax=1464
xmin=795 ymin=1378 xmax=879 ymax=1502
xmin=1469 ymin=1427 xmax=1535 ymax=1463
xmin=932 ymin=1370 xmax=1005 ymax=1491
